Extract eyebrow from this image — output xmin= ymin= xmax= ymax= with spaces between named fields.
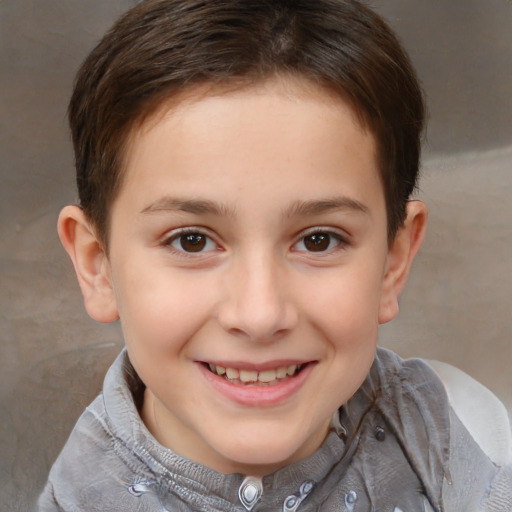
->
xmin=141 ymin=195 xmax=369 ymax=219
xmin=141 ymin=197 xmax=235 ymax=217
xmin=283 ymin=197 xmax=370 ymax=218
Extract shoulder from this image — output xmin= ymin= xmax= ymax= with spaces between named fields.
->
xmin=43 ymin=394 xmax=115 ymax=479
xmin=374 ymin=349 xmax=512 ymax=467
xmin=425 ymin=359 xmax=512 ymax=467
xmin=374 ymin=350 xmax=512 ymax=509
xmin=37 ymin=394 xmax=113 ymax=510
xmin=37 ymin=391 xmax=154 ymax=512
xmin=37 ymin=352 xmax=146 ymax=511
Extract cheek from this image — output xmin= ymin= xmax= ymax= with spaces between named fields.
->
xmin=112 ymin=265 xmax=216 ymax=353
xmin=298 ymin=264 xmax=384 ymax=338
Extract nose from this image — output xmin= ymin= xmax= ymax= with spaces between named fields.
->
xmin=216 ymin=252 xmax=299 ymax=342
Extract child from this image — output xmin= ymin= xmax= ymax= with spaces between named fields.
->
xmin=38 ymin=0 xmax=512 ymax=510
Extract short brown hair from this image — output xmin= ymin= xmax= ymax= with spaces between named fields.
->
xmin=69 ymin=0 xmax=425 ymax=247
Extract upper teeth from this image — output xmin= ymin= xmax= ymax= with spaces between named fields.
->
xmin=209 ymin=364 xmax=300 ymax=383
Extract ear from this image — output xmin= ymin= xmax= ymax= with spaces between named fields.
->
xmin=57 ymin=205 xmax=119 ymax=323
xmin=378 ymin=200 xmax=428 ymax=324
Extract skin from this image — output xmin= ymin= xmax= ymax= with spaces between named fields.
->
xmin=58 ymin=77 xmax=427 ymax=477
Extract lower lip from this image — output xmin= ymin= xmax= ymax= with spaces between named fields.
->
xmin=198 ymin=362 xmax=315 ymax=407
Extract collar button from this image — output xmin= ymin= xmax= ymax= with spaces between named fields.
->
xmin=238 ymin=476 xmax=263 ymax=511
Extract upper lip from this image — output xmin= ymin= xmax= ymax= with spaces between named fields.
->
xmin=199 ymin=360 xmax=314 ymax=371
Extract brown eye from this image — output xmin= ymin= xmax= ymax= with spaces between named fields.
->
xmin=303 ymin=233 xmax=331 ymax=252
xmin=294 ymin=231 xmax=346 ymax=253
xmin=169 ymin=232 xmax=216 ymax=253
xmin=179 ymin=233 xmax=206 ymax=252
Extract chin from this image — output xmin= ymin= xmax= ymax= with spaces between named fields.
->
xmin=218 ymin=449 xmax=294 ymax=476
xmin=208 ymin=429 xmax=314 ymax=475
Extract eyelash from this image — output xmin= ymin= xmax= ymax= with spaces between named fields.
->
xmin=160 ymin=226 xmax=350 ymax=257
xmin=292 ymin=228 xmax=350 ymax=254
xmin=161 ymin=228 xmax=220 ymax=256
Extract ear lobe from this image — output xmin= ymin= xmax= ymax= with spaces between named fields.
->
xmin=378 ymin=200 xmax=428 ymax=324
xmin=57 ymin=205 xmax=119 ymax=323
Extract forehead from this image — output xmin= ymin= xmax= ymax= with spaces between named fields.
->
xmin=118 ymin=77 xmax=383 ymax=216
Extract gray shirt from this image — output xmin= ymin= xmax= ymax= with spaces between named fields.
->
xmin=37 ymin=348 xmax=512 ymax=511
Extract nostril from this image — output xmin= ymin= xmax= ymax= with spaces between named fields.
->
xmin=227 ymin=327 xmax=247 ymax=337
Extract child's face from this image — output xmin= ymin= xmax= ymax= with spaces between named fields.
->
xmin=103 ymin=77 xmax=397 ymax=475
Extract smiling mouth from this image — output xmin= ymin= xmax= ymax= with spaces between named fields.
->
xmin=204 ymin=363 xmax=306 ymax=386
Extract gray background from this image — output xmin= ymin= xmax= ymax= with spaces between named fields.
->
xmin=1 ymin=0 xmax=511 ymax=509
